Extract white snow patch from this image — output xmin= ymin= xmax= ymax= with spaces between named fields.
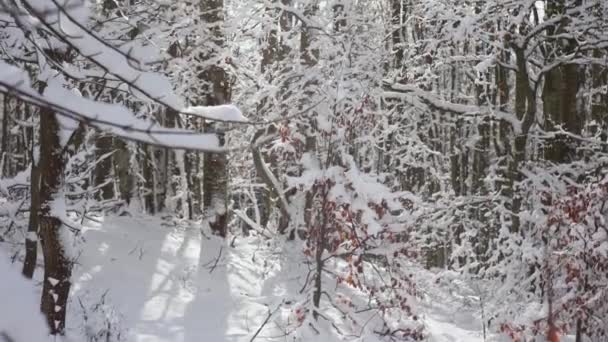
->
xmin=48 ymin=277 xmax=60 ymax=287
xmin=27 ymin=231 xmax=38 ymax=241
xmin=0 ymin=253 xmax=49 ymax=341
xmin=183 ymin=104 xmax=248 ymax=123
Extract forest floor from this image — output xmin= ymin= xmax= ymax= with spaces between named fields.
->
xmin=63 ymin=215 xmax=490 ymax=342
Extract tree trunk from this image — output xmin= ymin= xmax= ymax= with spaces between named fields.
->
xmin=184 ymin=151 xmax=195 ymax=219
xmin=143 ymin=145 xmax=155 ymax=214
xmin=203 ymin=127 xmax=228 ymax=236
xmin=23 ymin=159 xmax=39 ymax=279
xmin=114 ymin=138 xmax=133 ymax=205
xmin=200 ymin=0 xmax=230 ymax=237
xmin=38 ymin=103 xmax=71 ymax=335
xmin=164 ymin=108 xmax=181 ymax=213
xmin=299 ymin=1 xmax=320 ymax=239
xmin=256 ymin=0 xmax=292 ymax=229
xmin=505 ymin=47 xmax=535 ymax=234
xmin=192 ymin=151 xmax=203 ymax=217
xmin=1 ymin=95 xmax=9 ymax=177
xmin=543 ymin=1 xmax=581 ymax=164
xmin=23 ymin=98 xmax=39 ymax=279
xmin=95 ymin=134 xmax=114 ymax=200
xmin=312 ymin=185 xmax=329 ymax=320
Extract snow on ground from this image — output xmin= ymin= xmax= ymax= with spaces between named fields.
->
xmin=415 ymin=271 xmax=487 ymax=342
xmin=0 ymin=252 xmax=50 ymax=342
xmin=183 ymin=104 xmax=248 ymax=123
xmin=62 ymin=215 xmax=489 ymax=342
xmin=70 ymin=215 xmax=286 ymax=342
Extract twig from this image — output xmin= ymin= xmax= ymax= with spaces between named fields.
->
xmin=208 ymin=246 xmax=223 ymax=274
xmin=249 ymin=301 xmax=283 ymax=342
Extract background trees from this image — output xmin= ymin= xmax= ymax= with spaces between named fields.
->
xmin=1 ymin=0 xmax=607 ymax=341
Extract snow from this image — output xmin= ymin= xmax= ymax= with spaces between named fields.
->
xmin=71 ymin=216 xmax=269 ymax=342
xmin=425 ymin=317 xmax=483 ymax=342
xmin=183 ymin=104 xmax=249 ymax=123
xmin=43 ymin=73 xmax=79 ymax=148
xmin=5 ymin=2 xmax=587 ymax=341
xmin=474 ymin=57 xmax=495 ymax=74
xmin=0 ymin=252 xmax=50 ymax=342
xmin=48 ymin=277 xmax=60 ymax=286
xmin=0 ymin=60 xmax=225 ymax=152
xmin=0 ymin=168 xmax=29 ymax=196
xmin=23 ymin=0 xmax=183 ymax=109
xmin=60 ymin=215 xmax=493 ymax=342
xmin=383 ymin=82 xmax=523 ymax=134
xmin=27 ymin=231 xmax=38 ymax=241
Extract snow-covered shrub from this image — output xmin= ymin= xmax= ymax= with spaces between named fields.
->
xmin=75 ymin=292 xmax=126 ymax=342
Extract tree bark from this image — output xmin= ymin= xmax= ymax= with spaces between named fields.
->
xmin=94 ymin=134 xmax=114 ymax=200
xmin=114 ymin=138 xmax=133 ymax=205
xmin=38 ymin=102 xmax=71 ymax=335
xmin=543 ymin=0 xmax=581 ymax=164
xmin=200 ymin=0 xmax=230 ymax=237
xmin=22 ymin=160 xmax=39 ymax=279
xmin=251 ymin=127 xmax=290 ymax=228
xmin=203 ymin=127 xmax=228 ymax=237
xmin=299 ymin=1 xmax=320 ymax=239
xmin=505 ymin=47 xmax=535 ymax=234
xmin=23 ymin=98 xmax=39 ymax=279
xmin=256 ymin=0 xmax=292 ymax=229
xmin=143 ymin=144 xmax=155 ymax=214
xmin=1 ymin=95 xmax=9 ymax=177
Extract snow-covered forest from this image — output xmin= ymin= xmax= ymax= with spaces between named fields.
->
xmin=0 ymin=0 xmax=607 ymax=341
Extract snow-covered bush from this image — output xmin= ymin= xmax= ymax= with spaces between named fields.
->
xmin=75 ymin=292 xmax=126 ymax=342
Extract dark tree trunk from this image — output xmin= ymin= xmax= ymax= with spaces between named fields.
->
xmin=143 ymin=145 xmax=155 ymax=214
xmin=184 ymin=151 xmax=195 ymax=220
xmin=505 ymin=47 xmax=535 ymax=234
xmin=114 ymin=139 xmax=133 ymax=205
xmin=23 ymin=98 xmax=40 ymax=279
xmin=1 ymin=95 xmax=9 ymax=177
xmin=192 ymin=151 xmax=203 ymax=217
xmin=38 ymin=104 xmax=71 ymax=335
xmin=312 ymin=185 xmax=329 ymax=320
xmin=23 ymin=160 xmax=39 ymax=279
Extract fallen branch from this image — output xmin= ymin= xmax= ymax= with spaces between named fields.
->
xmin=232 ymin=209 xmax=272 ymax=239
xmin=208 ymin=246 xmax=223 ymax=274
xmin=250 ymin=301 xmax=283 ymax=342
